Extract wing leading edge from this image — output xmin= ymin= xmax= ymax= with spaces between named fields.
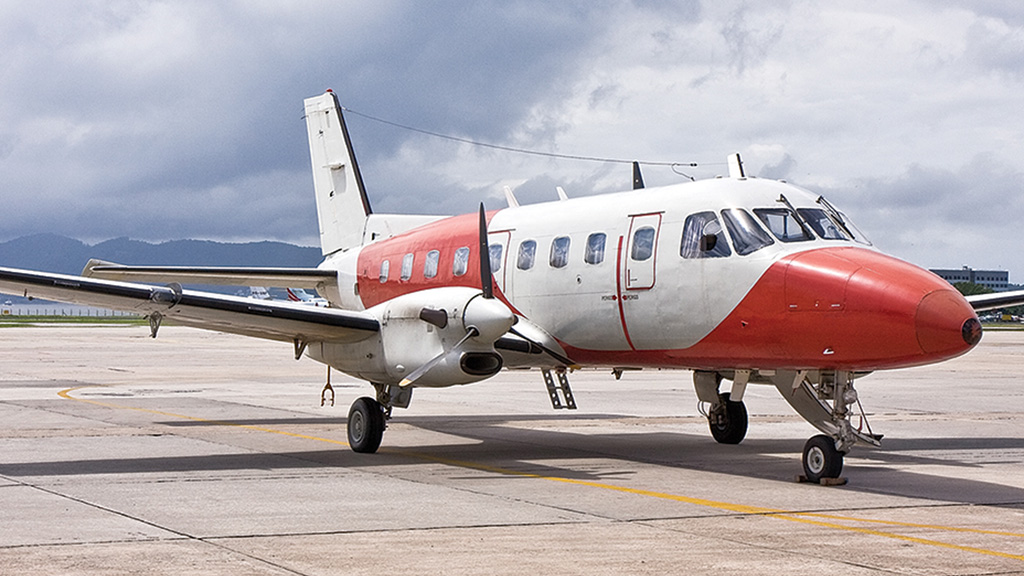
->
xmin=0 ymin=266 xmax=378 ymax=343
xmin=966 ymin=290 xmax=1024 ymax=313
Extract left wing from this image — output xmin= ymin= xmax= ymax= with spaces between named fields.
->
xmin=0 ymin=266 xmax=378 ymax=343
xmin=966 ymin=290 xmax=1024 ymax=313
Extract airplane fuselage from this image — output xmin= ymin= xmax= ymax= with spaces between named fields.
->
xmin=321 ymin=176 xmax=979 ymax=377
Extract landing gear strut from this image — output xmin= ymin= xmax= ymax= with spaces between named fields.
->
xmin=773 ymin=370 xmax=880 ymax=483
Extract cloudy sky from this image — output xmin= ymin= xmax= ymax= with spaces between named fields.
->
xmin=2 ymin=1 xmax=1023 ymax=278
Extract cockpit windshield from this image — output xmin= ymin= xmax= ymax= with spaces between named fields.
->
xmin=797 ymin=208 xmax=849 ymax=240
xmin=814 ymin=196 xmax=872 ymax=245
xmin=721 ymin=209 xmax=774 ymax=256
xmin=753 ymin=208 xmax=814 ymax=243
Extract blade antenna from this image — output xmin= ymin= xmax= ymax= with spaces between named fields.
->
xmin=479 ymin=203 xmax=494 ymax=299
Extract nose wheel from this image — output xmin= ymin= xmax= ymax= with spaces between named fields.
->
xmin=802 ymin=434 xmax=844 ymax=483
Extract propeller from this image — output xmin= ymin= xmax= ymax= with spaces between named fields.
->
xmin=400 ymin=203 xmax=578 ymax=388
xmin=477 ymin=203 xmax=579 ymax=370
xmin=478 ymin=203 xmax=493 ymax=300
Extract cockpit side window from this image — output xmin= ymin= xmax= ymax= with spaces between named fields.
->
xmin=721 ymin=209 xmax=774 ymax=256
xmin=753 ymin=208 xmax=814 ymax=242
xmin=681 ymin=211 xmax=732 ymax=259
xmin=797 ymin=208 xmax=849 ymax=240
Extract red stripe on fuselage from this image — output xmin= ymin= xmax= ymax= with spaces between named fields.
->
xmin=356 ymin=211 xmax=502 ymax=308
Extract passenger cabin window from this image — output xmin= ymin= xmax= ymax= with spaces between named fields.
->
xmin=721 ymin=209 xmax=774 ymax=256
xmin=631 ymin=227 xmax=655 ymax=261
xmin=400 ymin=253 xmax=414 ymax=281
xmin=378 ymin=260 xmax=390 ymax=283
xmin=424 ymin=250 xmax=440 ymax=278
xmin=517 ymin=240 xmax=537 ymax=270
xmin=489 ymin=244 xmax=503 ymax=273
xmin=681 ymin=212 xmax=731 ymax=259
xmin=753 ymin=208 xmax=813 ymax=242
xmin=453 ymin=246 xmax=470 ymax=276
xmin=550 ymin=236 xmax=570 ymax=268
xmin=796 ymin=208 xmax=849 ymax=240
xmin=585 ymin=233 xmax=606 ymax=264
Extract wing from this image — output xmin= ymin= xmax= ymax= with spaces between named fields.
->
xmin=966 ymin=290 xmax=1024 ymax=313
xmin=0 ymin=266 xmax=377 ymax=343
xmin=83 ymin=259 xmax=337 ymax=290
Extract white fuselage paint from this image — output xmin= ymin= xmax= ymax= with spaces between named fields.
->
xmin=321 ymin=176 xmax=877 ymax=354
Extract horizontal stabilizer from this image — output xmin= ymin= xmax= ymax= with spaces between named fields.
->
xmin=83 ymin=259 xmax=337 ymax=289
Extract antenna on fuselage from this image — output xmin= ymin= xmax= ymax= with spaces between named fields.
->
xmin=727 ymin=153 xmax=745 ymax=179
xmin=632 ymin=161 xmax=645 ymax=189
xmin=502 ymin=186 xmax=520 ymax=208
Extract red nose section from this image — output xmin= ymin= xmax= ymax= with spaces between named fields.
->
xmin=916 ymin=289 xmax=982 ymax=354
xmin=688 ymin=247 xmax=981 ymax=371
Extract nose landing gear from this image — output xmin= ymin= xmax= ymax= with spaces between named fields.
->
xmin=802 ymin=434 xmax=844 ymax=483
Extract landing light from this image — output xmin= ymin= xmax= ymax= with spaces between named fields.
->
xmin=962 ymin=318 xmax=982 ymax=346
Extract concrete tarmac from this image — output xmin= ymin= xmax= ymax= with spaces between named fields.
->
xmin=2 ymin=325 xmax=1023 ymax=575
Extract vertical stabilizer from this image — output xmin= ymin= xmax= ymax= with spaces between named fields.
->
xmin=304 ymin=90 xmax=372 ymax=256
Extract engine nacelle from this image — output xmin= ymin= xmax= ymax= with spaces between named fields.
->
xmin=308 ymin=287 xmax=514 ymax=388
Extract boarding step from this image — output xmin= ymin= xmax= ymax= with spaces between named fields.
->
xmin=542 ymin=369 xmax=577 ymax=410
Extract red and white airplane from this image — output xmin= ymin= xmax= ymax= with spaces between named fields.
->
xmin=2 ymin=90 xmax=1021 ymax=483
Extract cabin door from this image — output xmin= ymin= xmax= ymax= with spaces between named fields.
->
xmin=623 ymin=213 xmax=662 ymax=290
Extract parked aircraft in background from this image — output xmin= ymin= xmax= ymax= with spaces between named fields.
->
xmin=287 ymin=287 xmax=329 ymax=307
xmin=2 ymin=90 xmax=1022 ymax=483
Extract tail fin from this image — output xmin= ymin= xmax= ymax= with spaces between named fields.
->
xmin=304 ymin=90 xmax=372 ymax=256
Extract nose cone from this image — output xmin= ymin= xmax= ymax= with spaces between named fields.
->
xmin=916 ymin=290 xmax=982 ymax=354
xmin=783 ymin=247 xmax=981 ymax=368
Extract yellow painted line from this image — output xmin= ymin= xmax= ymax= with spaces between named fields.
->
xmin=58 ymin=386 xmax=350 ymax=447
xmin=59 ymin=385 xmax=1024 ymax=562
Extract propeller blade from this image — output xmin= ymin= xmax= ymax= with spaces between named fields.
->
xmin=508 ymin=326 xmax=579 ymax=370
xmin=399 ymin=328 xmax=478 ymax=388
xmin=478 ymin=203 xmax=494 ymax=300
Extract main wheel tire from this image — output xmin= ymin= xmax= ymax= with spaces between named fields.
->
xmin=708 ymin=392 xmax=748 ymax=444
xmin=348 ymin=397 xmax=385 ymax=453
xmin=802 ymin=434 xmax=844 ymax=482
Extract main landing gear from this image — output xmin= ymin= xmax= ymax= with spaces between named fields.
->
xmin=347 ymin=397 xmax=386 ymax=453
xmin=695 ymin=372 xmax=749 ymax=446
xmin=344 ymin=382 xmax=412 ymax=454
xmin=707 ymin=392 xmax=748 ymax=445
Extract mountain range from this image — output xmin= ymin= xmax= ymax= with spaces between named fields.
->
xmin=0 ymin=234 xmax=321 ymax=275
xmin=0 ymin=234 xmax=322 ymax=302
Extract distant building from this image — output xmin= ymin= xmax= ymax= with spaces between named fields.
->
xmin=930 ymin=266 xmax=1010 ymax=291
